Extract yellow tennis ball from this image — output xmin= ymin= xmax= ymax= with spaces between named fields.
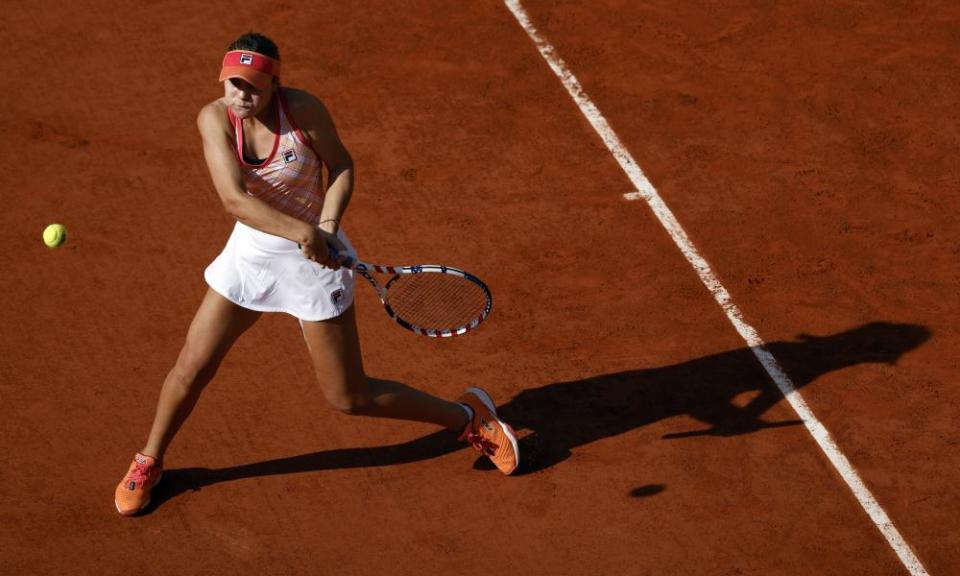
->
xmin=43 ymin=223 xmax=67 ymax=248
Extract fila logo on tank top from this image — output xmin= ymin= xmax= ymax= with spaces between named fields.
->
xmin=228 ymin=89 xmax=324 ymax=224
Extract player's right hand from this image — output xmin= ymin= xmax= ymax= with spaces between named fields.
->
xmin=300 ymin=227 xmax=341 ymax=270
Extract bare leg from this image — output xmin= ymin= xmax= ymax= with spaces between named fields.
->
xmin=300 ymin=304 xmax=469 ymax=431
xmin=141 ymin=289 xmax=261 ymax=461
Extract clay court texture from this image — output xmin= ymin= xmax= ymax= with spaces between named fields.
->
xmin=2 ymin=1 xmax=958 ymax=574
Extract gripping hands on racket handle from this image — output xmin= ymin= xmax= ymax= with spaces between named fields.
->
xmin=299 ymin=240 xmax=493 ymax=338
xmin=298 ymin=229 xmax=344 ymax=270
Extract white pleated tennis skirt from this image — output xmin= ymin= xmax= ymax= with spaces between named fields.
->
xmin=204 ymin=221 xmax=356 ymax=321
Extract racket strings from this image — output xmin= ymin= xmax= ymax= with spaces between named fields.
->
xmin=386 ymin=272 xmax=489 ymax=331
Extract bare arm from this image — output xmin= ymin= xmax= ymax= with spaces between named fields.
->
xmin=290 ymin=92 xmax=354 ymax=237
xmin=196 ymin=102 xmax=317 ymax=246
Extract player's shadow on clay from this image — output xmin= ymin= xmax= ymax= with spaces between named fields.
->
xmin=494 ymin=321 xmax=930 ymax=474
xmin=148 ymin=321 xmax=928 ymax=512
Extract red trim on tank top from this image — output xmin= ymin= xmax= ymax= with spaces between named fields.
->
xmin=226 ymin=107 xmax=243 ymax=157
xmin=277 ymin=89 xmax=320 ymax=159
xmin=229 ymin=94 xmax=282 ymax=168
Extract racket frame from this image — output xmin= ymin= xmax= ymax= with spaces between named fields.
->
xmin=335 ymin=251 xmax=493 ymax=338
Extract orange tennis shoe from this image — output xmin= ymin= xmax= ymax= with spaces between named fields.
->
xmin=458 ymin=387 xmax=519 ymax=475
xmin=114 ymin=452 xmax=162 ymax=516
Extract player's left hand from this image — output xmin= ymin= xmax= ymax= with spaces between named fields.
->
xmin=316 ymin=228 xmax=345 ymax=269
xmin=298 ymin=227 xmax=338 ymax=269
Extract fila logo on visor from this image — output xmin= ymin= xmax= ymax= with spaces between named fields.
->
xmin=239 ymin=53 xmax=254 ymax=65
xmin=282 ymin=149 xmax=297 ymax=163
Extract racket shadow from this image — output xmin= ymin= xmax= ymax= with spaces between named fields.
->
xmin=147 ymin=321 xmax=929 ymax=511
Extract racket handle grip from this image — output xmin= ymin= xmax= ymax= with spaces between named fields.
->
xmin=296 ymin=242 xmax=344 ymax=262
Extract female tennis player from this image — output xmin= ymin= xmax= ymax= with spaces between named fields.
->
xmin=114 ymin=33 xmax=518 ymax=516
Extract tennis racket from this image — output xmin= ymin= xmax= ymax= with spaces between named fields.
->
xmin=329 ymin=246 xmax=493 ymax=338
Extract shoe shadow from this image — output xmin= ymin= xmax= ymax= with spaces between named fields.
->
xmin=147 ymin=321 xmax=928 ymax=512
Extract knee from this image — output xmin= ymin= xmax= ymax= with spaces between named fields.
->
xmin=322 ymin=378 xmax=372 ymax=416
xmin=326 ymin=392 xmax=371 ymax=415
xmin=170 ymin=350 xmax=218 ymax=394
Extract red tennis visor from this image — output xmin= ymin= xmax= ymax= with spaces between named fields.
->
xmin=219 ymin=50 xmax=280 ymax=91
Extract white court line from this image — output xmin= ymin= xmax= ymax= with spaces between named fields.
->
xmin=503 ymin=1 xmax=929 ymax=575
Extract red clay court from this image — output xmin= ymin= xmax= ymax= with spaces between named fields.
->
xmin=2 ymin=1 xmax=958 ymax=574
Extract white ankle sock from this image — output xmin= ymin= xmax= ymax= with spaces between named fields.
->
xmin=458 ymin=402 xmax=474 ymax=429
